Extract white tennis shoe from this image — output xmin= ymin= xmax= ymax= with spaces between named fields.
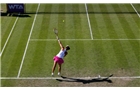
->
xmin=58 ymin=72 xmax=61 ymax=76
xmin=51 ymin=73 xmax=54 ymax=76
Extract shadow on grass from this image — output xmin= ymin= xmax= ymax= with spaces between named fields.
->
xmin=24 ymin=11 xmax=137 ymax=14
xmin=0 ymin=12 xmax=31 ymax=18
xmin=0 ymin=12 xmax=8 ymax=16
xmin=1 ymin=11 xmax=138 ymax=17
xmin=12 ymin=14 xmax=31 ymax=17
xmin=56 ymin=74 xmax=113 ymax=84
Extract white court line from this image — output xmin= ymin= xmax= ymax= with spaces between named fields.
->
xmin=17 ymin=4 xmax=40 ymax=78
xmin=1 ymin=76 xmax=140 ymax=80
xmin=30 ymin=39 xmax=91 ymax=41
xmin=85 ymin=3 xmax=93 ymax=40
xmin=130 ymin=3 xmax=140 ymax=18
xmin=30 ymin=39 xmax=140 ymax=41
xmin=0 ymin=16 xmax=19 ymax=57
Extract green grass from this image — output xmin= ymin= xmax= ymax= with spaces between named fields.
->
xmin=1 ymin=3 xmax=140 ymax=86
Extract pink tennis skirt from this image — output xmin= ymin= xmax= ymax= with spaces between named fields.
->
xmin=53 ymin=56 xmax=64 ymax=64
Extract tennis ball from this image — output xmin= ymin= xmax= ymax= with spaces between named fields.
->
xmin=63 ymin=20 xmax=64 ymax=22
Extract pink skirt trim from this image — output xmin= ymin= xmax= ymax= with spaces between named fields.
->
xmin=53 ymin=56 xmax=64 ymax=64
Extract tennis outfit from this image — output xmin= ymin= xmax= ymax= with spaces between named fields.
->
xmin=53 ymin=49 xmax=66 ymax=64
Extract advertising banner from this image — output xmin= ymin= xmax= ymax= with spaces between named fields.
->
xmin=7 ymin=3 xmax=25 ymax=13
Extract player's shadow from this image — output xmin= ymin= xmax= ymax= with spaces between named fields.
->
xmin=56 ymin=74 xmax=113 ymax=84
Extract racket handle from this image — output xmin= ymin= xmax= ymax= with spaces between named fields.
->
xmin=56 ymin=36 xmax=60 ymax=41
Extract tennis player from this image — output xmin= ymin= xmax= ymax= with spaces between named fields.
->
xmin=51 ymin=37 xmax=70 ymax=76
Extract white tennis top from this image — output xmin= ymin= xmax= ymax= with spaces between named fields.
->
xmin=56 ymin=49 xmax=66 ymax=59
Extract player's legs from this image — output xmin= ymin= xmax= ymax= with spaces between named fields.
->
xmin=58 ymin=63 xmax=62 ymax=75
xmin=52 ymin=61 xmax=57 ymax=76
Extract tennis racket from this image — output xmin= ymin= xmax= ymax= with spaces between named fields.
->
xmin=53 ymin=28 xmax=59 ymax=40
xmin=53 ymin=28 xmax=58 ymax=35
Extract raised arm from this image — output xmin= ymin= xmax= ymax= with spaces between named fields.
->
xmin=56 ymin=36 xmax=64 ymax=50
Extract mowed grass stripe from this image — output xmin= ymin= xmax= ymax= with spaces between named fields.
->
xmin=20 ymin=42 xmax=48 ymax=77
xmin=1 ymin=17 xmax=15 ymax=37
xmin=93 ymin=4 xmax=111 ymax=39
xmin=121 ymin=39 xmax=139 ymax=68
xmin=95 ymin=41 xmax=118 ymax=75
xmin=7 ymin=17 xmax=35 ymax=77
xmin=43 ymin=41 xmax=59 ymax=76
xmin=63 ymin=41 xmax=108 ymax=76
xmin=18 ymin=41 xmax=37 ymax=77
xmin=87 ymin=4 xmax=101 ymax=39
xmin=48 ymin=4 xmax=59 ymax=39
xmin=94 ymin=5 xmax=121 ymax=72
xmin=117 ymin=4 xmax=139 ymax=39
xmin=63 ymin=41 xmax=77 ymax=76
xmin=105 ymin=4 xmax=122 ymax=39
xmin=126 ymin=4 xmax=140 ymax=27
xmin=108 ymin=4 xmax=128 ymax=39
xmin=20 ymin=41 xmax=60 ymax=77
xmin=105 ymin=4 xmax=139 ymax=39
xmin=133 ymin=4 xmax=140 ymax=13
xmin=17 ymin=4 xmax=40 ymax=78
xmin=31 ymin=4 xmax=58 ymax=39
xmin=84 ymin=41 xmax=109 ymax=76
xmin=58 ymin=4 xmax=65 ymax=39
xmin=31 ymin=4 xmax=91 ymax=40
xmin=31 ymin=4 xmax=52 ymax=39
xmin=64 ymin=4 xmax=74 ymax=39
xmin=1 ymin=17 xmax=35 ymax=77
xmin=71 ymin=41 xmax=86 ymax=76
xmin=62 ymin=41 xmax=138 ymax=76
xmin=0 ymin=17 xmax=18 ymax=57
xmin=79 ymin=4 xmax=91 ymax=39
xmin=130 ymin=4 xmax=140 ymax=18
xmin=19 ymin=41 xmax=126 ymax=77
xmin=86 ymin=4 xmax=139 ymax=76
xmin=104 ymin=4 xmax=120 ymax=39
xmin=58 ymin=4 xmax=91 ymax=39
xmin=1 ymin=19 xmax=27 ymax=76
xmin=30 ymin=5 xmax=44 ymax=39
xmin=111 ymin=41 xmax=139 ymax=76
xmin=73 ymin=4 xmax=83 ymax=39
xmin=120 ymin=40 xmax=140 ymax=75
xmin=106 ymin=4 xmax=139 ymax=76
xmin=117 ymin=4 xmax=140 ymax=61
xmin=139 ymin=41 xmax=140 ymax=64
xmin=111 ymin=41 xmax=129 ymax=69
xmin=1 ymin=17 xmax=17 ymax=48
xmin=126 ymin=4 xmax=140 ymax=38
xmin=127 ymin=41 xmax=140 ymax=65
xmin=99 ymin=41 xmax=119 ymax=70
xmin=113 ymin=5 xmax=140 ymax=68
xmin=1 ymin=4 xmax=38 ymax=77
xmin=39 ymin=4 xmax=51 ymax=39
xmin=99 ymin=4 xmax=117 ymax=39
xmin=19 ymin=4 xmax=58 ymax=77
xmin=63 ymin=41 xmax=96 ymax=77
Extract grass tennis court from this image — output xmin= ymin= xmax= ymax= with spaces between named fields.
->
xmin=0 ymin=3 xmax=140 ymax=86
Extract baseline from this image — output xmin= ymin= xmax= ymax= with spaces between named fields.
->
xmin=1 ymin=76 xmax=140 ymax=80
xmin=30 ymin=39 xmax=140 ymax=41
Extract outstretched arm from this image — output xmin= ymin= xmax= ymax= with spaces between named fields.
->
xmin=56 ymin=36 xmax=64 ymax=50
